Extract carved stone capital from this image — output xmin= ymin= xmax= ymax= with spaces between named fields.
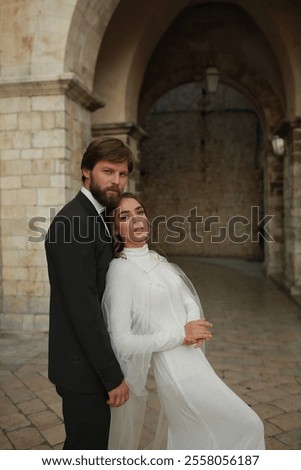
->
xmin=92 ymin=122 xmax=147 ymax=141
xmin=0 ymin=73 xmax=104 ymax=111
xmin=275 ymin=118 xmax=301 ymax=137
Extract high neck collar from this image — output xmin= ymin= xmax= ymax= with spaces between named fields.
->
xmin=123 ymin=245 xmax=149 ymax=257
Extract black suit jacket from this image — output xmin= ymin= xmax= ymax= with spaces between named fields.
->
xmin=45 ymin=191 xmax=124 ymax=393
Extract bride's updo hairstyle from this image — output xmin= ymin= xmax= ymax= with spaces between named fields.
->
xmin=111 ymin=192 xmax=148 ymax=257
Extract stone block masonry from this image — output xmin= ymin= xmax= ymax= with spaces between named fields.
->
xmin=0 ymin=91 xmax=92 ymax=331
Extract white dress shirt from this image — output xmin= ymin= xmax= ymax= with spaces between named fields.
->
xmin=81 ymin=186 xmax=110 ymax=235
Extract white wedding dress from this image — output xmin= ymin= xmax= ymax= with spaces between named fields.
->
xmin=102 ymin=245 xmax=265 ymax=450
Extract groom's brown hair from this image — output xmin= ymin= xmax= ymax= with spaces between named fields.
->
xmin=81 ymin=137 xmax=134 ymax=182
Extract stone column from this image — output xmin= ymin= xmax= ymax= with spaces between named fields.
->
xmin=92 ymin=122 xmax=146 ymax=193
xmin=0 ymin=73 xmax=103 ymax=331
xmin=264 ymin=147 xmax=284 ymax=282
xmin=281 ymin=120 xmax=301 ymax=303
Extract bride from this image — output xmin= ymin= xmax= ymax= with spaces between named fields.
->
xmin=102 ymin=193 xmax=265 ymax=450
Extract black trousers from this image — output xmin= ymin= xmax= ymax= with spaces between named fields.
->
xmin=56 ymin=386 xmax=111 ymax=450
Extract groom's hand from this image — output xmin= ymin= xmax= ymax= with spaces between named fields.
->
xmin=107 ymin=379 xmax=129 ymax=407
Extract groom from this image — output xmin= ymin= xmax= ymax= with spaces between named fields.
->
xmin=45 ymin=137 xmax=132 ymax=449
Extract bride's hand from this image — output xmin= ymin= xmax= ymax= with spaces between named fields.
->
xmin=183 ymin=318 xmax=213 ymax=346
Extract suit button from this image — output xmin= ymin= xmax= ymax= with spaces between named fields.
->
xmin=72 ymin=354 xmax=78 ymax=364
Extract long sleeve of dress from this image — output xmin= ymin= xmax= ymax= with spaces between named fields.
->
xmin=102 ymin=260 xmax=185 ymax=359
xmin=181 ymin=282 xmax=203 ymax=321
xmin=165 ymin=260 xmax=204 ymax=322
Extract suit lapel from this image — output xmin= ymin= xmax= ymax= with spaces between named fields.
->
xmin=76 ymin=191 xmax=111 ymax=240
xmin=75 ymin=191 xmax=99 ymax=216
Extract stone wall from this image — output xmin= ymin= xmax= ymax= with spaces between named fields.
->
xmin=283 ymin=125 xmax=301 ymax=299
xmin=0 ymin=92 xmax=92 ymax=331
xmin=140 ymin=83 xmax=264 ymax=259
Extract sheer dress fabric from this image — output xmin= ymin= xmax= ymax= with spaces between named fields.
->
xmin=102 ymin=245 xmax=265 ymax=450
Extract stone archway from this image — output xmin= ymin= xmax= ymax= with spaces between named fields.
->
xmin=1 ymin=0 xmax=301 ymax=331
xmin=136 ymin=2 xmax=285 ymax=275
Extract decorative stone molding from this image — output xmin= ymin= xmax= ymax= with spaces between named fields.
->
xmin=275 ymin=118 xmax=301 ymax=136
xmin=92 ymin=122 xmax=147 ymax=142
xmin=0 ymin=73 xmax=105 ymax=111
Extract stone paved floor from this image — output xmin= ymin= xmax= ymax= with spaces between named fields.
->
xmin=0 ymin=257 xmax=301 ymax=450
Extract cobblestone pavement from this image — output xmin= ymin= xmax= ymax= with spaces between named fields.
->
xmin=0 ymin=258 xmax=301 ymax=450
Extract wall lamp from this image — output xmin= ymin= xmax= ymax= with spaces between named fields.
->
xmin=205 ymin=66 xmax=220 ymax=93
xmin=271 ymin=135 xmax=285 ymax=156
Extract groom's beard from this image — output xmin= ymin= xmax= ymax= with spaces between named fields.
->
xmin=89 ymin=176 xmax=122 ymax=210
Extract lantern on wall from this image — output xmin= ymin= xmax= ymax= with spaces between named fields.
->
xmin=205 ymin=66 xmax=220 ymax=93
xmin=271 ymin=135 xmax=285 ymax=156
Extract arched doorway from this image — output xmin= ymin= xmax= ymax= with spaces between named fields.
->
xmin=140 ymin=82 xmax=264 ymax=259
xmin=135 ymin=1 xmax=285 ymax=270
